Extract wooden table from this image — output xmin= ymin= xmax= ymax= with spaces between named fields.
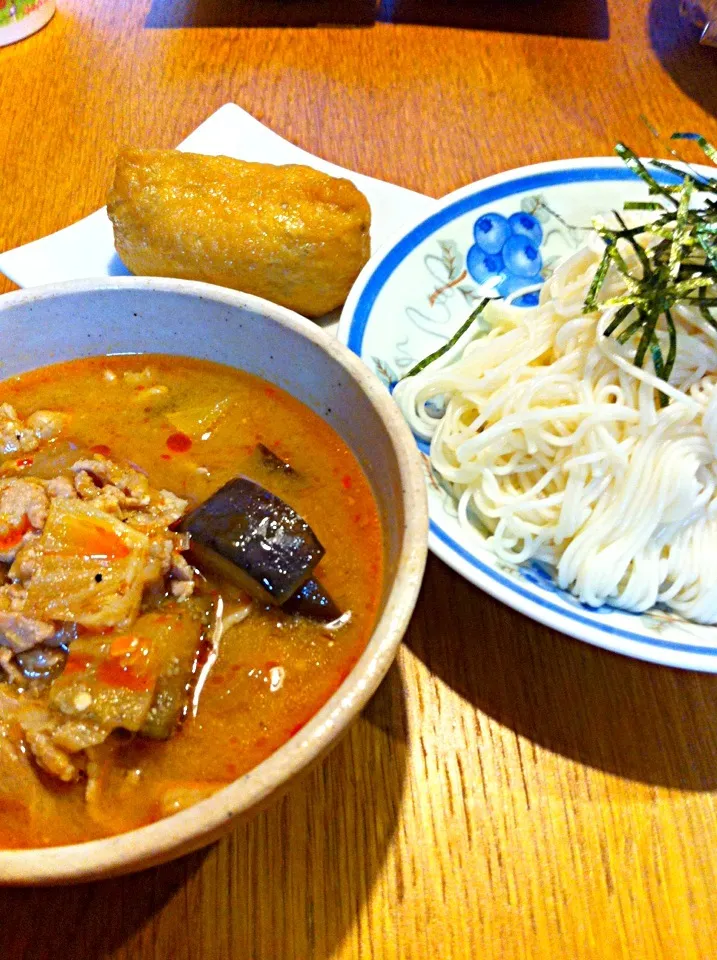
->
xmin=3 ymin=1 xmax=717 ymax=956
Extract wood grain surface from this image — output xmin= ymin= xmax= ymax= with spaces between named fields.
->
xmin=3 ymin=1 xmax=717 ymax=957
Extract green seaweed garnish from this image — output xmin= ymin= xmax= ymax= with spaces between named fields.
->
xmin=401 ymin=299 xmax=490 ymax=380
xmin=585 ymin=131 xmax=717 ymax=406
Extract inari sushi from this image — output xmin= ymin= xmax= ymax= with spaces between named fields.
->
xmin=107 ymin=148 xmax=371 ymax=318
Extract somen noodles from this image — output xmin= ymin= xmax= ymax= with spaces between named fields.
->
xmin=395 ymin=228 xmax=717 ymax=622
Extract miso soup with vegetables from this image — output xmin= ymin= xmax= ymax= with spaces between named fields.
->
xmin=0 ymin=355 xmax=383 ymax=848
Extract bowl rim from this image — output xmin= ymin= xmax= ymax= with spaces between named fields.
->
xmin=0 ymin=276 xmax=429 ymax=884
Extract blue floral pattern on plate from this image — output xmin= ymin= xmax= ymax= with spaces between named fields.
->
xmin=467 ymin=210 xmax=542 ymax=305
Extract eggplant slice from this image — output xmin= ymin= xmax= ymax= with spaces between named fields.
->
xmin=181 ymin=476 xmax=343 ymax=621
xmin=281 ymin=577 xmax=341 ymax=623
xmin=181 ymin=476 xmax=324 ymax=606
xmin=256 ymin=443 xmax=297 ymax=477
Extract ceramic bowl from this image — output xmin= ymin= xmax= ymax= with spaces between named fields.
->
xmin=0 ymin=277 xmax=428 ymax=884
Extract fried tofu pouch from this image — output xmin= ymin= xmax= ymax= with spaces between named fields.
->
xmin=106 ymin=148 xmax=371 ymax=318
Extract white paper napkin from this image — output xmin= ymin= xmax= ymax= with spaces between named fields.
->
xmin=0 ymin=104 xmax=436 ymax=317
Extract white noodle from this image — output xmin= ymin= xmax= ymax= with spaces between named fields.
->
xmin=219 ymin=605 xmax=252 ymax=636
xmin=192 ymin=599 xmax=252 ymax=717
xmin=394 ymin=239 xmax=717 ymax=622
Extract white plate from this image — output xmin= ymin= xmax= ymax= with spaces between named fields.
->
xmin=339 ymin=156 xmax=717 ymax=672
xmin=0 ymin=103 xmax=436 ymax=329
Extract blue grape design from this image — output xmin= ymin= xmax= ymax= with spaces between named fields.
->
xmin=465 ymin=209 xmax=543 ymax=307
xmin=508 ymin=212 xmax=543 ymax=245
xmin=472 ymin=213 xmax=511 ymax=254
xmin=502 ymin=234 xmax=542 ymax=277
xmin=466 ymin=246 xmax=504 ymax=284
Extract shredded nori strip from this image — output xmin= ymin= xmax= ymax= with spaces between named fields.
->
xmin=401 ymin=299 xmax=491 ymax=380
xmin=584 ymin=130 xmax=717 ymax=406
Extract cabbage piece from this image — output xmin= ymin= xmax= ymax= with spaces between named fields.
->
xmin=23 ymin=499 xmax=150 ymax=628
xmin=166 ymin=396 xmax=230 ymax=439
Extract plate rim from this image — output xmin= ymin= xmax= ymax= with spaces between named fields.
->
xmin=339 ymin=155 xmax=717 ymax=672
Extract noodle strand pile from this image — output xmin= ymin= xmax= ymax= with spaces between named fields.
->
xmin=395 ymin=236 xmax=717 ymax=622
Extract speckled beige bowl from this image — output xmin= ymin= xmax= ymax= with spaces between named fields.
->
xmin=0 ymin=277 xmax=428 ymax=885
